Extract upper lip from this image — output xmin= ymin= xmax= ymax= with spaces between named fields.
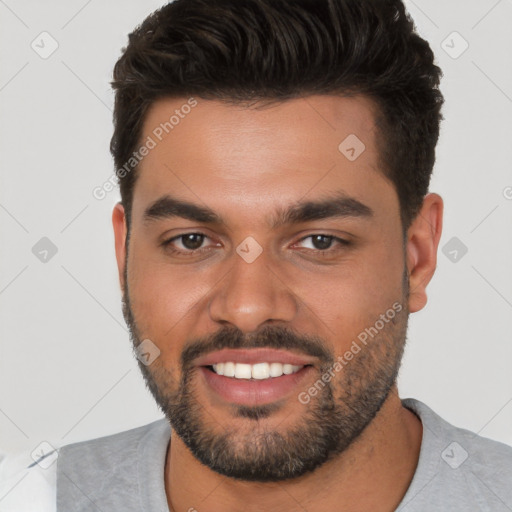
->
xmin=194 ymin=348 xmax=316 ymax=367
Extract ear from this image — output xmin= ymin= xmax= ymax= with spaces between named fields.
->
xmin=406 ymin=193 xmax=444 ymax=313
xmin=112 ymin=202 xmax=127 ymax=292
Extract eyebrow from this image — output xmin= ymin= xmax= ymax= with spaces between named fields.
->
xmin=143 ymin=192 xmax=374 ymax=228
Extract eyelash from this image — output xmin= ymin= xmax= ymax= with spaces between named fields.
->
xmin=161 ymin=232 xmax=351 ymax=257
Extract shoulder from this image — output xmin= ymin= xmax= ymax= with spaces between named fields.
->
xmin=57 ymin=419 xmax=170 ymax=509
xmin=404 ymin=398 xmax=512 ymax=471
xmin=56 ymin=418 xmax=170 ymax=488
xmin=400 ymin=398 xmax=512 ymax=511
xmin=60 ymin=418 xmax=169 ymax=457
xmin=0 ymin=419 xmax=170 ymax=512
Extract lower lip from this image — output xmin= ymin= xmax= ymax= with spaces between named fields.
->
xmin=199 ymin=366 xmax=314 ymax=406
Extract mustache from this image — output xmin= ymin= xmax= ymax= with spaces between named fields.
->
xmin=181 ymin=324 xmax=332 ymax=369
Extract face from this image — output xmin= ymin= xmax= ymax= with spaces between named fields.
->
xmin=114 ymin=95 xmax=415 ymax=481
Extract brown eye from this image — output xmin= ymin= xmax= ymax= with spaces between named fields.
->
xmin=179 ymin=233 xmax=206 ymax=250
xmin=295 ymin=233 xmax=351 ymax=256
xmin=296 ymin=235 xmax=349 ymax=251
xmin=161 ymin=232 xmax=212 ymax=254
xmin=310 ymin=235 xmax=334 ymax=250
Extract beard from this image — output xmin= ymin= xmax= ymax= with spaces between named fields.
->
xmin=122 ymin=266 xmax=410 ymax=482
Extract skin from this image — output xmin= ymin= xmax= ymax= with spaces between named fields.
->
xmin=112 ymin=94 xmax=443 ymax=511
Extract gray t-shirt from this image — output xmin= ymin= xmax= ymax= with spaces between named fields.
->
xmin=1 ymin=398 xmax=511 ymax=510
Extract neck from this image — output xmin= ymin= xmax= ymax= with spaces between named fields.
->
xmin=164 ymin=387 xmax=422 ymax=512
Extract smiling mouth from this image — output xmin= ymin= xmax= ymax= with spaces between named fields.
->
xmin=199 ymin=361 xmax=315 ymax=406
xmin=205 ymin=362 xmax=313 ymax=380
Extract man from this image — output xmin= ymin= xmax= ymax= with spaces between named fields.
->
xmin=1 ymin=0 xmax=511 ymax=510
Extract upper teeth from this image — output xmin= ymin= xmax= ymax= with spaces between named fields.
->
xmin=212 ymin=362 xmax=303 ymax=379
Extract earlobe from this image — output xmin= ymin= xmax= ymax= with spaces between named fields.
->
xmin=406 ymin=193 xmax=444 ymax=313
xmin=112 ymin=202 xmax=127 ymax=292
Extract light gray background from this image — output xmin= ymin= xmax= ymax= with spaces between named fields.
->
xmin=0 ymin=0 xmax=511 ymax=456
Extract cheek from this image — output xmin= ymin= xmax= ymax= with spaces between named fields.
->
xmin=126 ymin=243 xmax=211 ymax=360
xmin=360 ymin=241 xmax=405 ymax=307
xmin=294 ymin=240 xmax=405 ymax=344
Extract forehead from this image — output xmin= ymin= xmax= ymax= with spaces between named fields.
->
xmin=131 ymin=94 xmax=398 ymax=228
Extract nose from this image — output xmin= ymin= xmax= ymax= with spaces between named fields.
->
xmin=208 ymin=245 xmax=298 ymax=333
